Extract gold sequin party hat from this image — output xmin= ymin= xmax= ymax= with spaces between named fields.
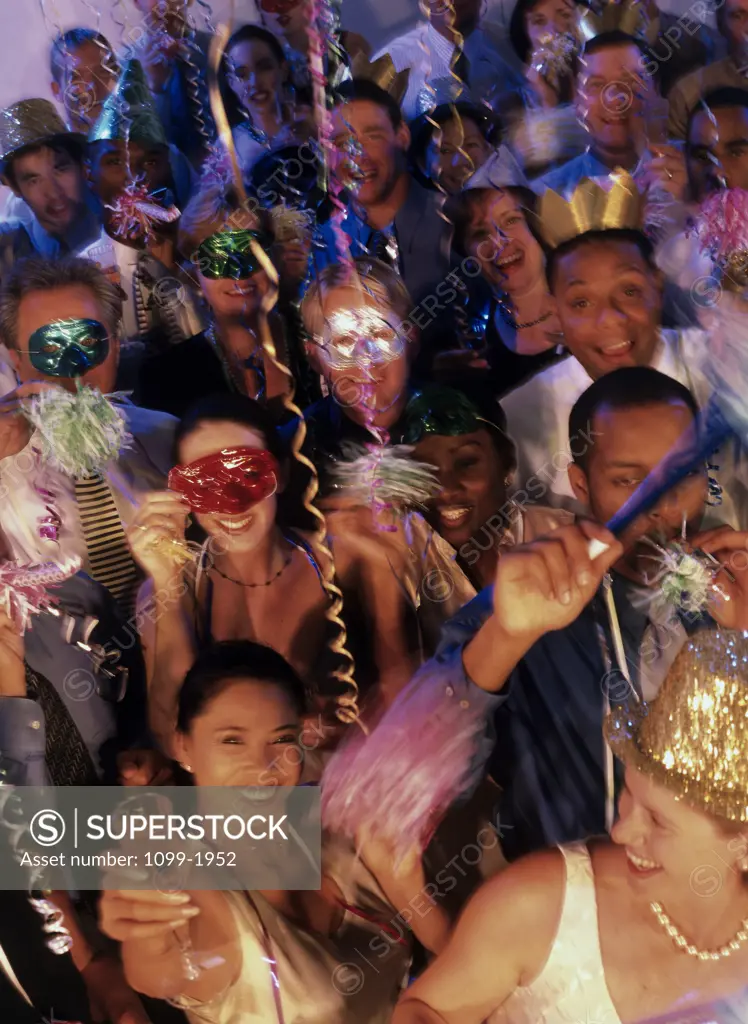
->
xmin=605 ymin=630 xmax=748 ymax=823
xmin=351 ymin=53 xmax=411 ymax=106
xmin=536 ymin=170 xmax=643 ymax=250
xmin=578 ymin=0 xmax=648 ymax=43
xmin=88 ymin=58 xmax=167 ymax=147
xmin=0 ymin=99 xmax=84 ymax=170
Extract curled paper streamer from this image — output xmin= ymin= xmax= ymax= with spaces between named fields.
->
xmin=28 ymin=894 xmax=75 ymax=956
xmin=106 ymin=176 xmax=181 ymax=242
xmin=0 ymin=788 xmax=74 ymax=956
xmin=0 ymin=558 xmax=81 ymax=635
xmin=24 ymin=386 xmax=132 ymax=479
xmin=249 ymin=236 xmax=364 ymax=730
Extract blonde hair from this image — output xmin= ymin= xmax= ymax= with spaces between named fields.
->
xmin=0 ymin=255 xmax=122 ymax=348
xmin=178 ymin=180 xmax=263 ymax=261
xmin=301 ymin=258 xmax=413 ymax=337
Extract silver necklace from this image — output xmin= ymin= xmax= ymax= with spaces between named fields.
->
xmin=650 ymin=900 xmax=748 ymax=961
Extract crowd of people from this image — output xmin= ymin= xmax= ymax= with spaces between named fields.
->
xmin=0 ymin=0 xmax=747 ymax=1020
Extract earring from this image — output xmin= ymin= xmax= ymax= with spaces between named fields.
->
xmin=180 ymin=763 xmax=193 ymax=773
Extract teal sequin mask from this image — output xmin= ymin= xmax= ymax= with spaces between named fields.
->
xmin=195 ymin=229 xmax=268 ymax=280
xmin=28 ymin=318 xmax=110 ymax=378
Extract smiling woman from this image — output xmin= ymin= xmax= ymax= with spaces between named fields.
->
xmin=219 ymin=24 xmax=310 ymax=178
xmin=98 ymin=640 xmax=420 ymax=1024
xmin=393 ymin=630 xmax=748 ymax=1024
xmin=446 ymin=186 xmax=566 ymax=394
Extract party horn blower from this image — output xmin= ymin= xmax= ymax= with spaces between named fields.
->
xmin=587 ymin=322 xmax=746 ymax=559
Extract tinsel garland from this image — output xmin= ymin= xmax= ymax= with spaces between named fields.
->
xmin=687 ymin=188 xmax=748 ymax=277
xmin=0 ymin=558 xmax=81 ymax=635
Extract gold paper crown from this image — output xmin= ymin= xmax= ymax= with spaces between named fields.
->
xmin=536 ymin=170 xmax=643 ymax=250
xmin=605 ymin=630 xmax=748 ymax=823
xmin=350 ymin=53 xmax=411 ymax=106
xmin=578 ymin=0 xmax=648 ymax=43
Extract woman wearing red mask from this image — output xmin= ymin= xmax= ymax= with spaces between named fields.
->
xmin=128 ymin=394 xmax=416 ymax=759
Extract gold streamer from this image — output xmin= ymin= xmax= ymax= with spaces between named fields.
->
xmin=420 ymin=0 xmax=472 ymax=343
xmin=207 ymin=23 xmax=364 ymax=732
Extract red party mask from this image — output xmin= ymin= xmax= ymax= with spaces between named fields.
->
xmin=168 ymin=447 xmax=279 ymax=515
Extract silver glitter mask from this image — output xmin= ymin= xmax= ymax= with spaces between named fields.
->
xmin=314 ymin=308 xmax=406 ymax=370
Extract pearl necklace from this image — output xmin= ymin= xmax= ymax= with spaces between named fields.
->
xmin=650 ymin=901 xmax=748 ymax=961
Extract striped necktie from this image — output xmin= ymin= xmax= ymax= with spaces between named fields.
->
xmin=74 ymin=473 xmax=139 ymax=618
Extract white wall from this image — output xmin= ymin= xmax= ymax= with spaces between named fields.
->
xmin=0 ymin=0 xmax=421 ymax=110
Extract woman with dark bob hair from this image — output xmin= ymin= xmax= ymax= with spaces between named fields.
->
xmin=99 ymin=639 xmax=451 ymax=1023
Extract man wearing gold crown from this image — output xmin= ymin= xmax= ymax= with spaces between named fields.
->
xmin=317 ymin=64 xmax=451 ymax=312
xmin=394 ymin=631 xmax=748 ymax=1022
xmin=501 ymin=170 xmax=748 ymax=529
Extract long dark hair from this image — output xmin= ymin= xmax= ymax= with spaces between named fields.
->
xmin=220 ymin=24 xmax=287 ymax=127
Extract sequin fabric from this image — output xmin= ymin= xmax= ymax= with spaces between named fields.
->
xmin=605 ymin=630 xmax=748 ymax=823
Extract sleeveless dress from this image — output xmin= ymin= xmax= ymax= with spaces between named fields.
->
xmin=174 ymin=835 xmax=411 ymax=1023
xmin=491 ymin=844 xmax=621 ymax=1024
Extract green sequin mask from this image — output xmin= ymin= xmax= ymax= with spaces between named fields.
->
xmin=195 ymin=229 xmax=268 ymax=280
xmin=28 ymin=318 xmax=110 ymax=378
xmin=398 ymin=386 xmax=486 ymax=445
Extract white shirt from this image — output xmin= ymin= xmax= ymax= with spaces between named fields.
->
xmin=373 ymin=23 xmax=521 ymax=122
xmin=501 ymin=329 xmax=747 ymax=530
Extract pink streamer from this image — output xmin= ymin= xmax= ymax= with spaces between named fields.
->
xmin=689 ymin=188 xmax=748 ymax=265
xmin=0 ymin=558 xmax=81 ymax=635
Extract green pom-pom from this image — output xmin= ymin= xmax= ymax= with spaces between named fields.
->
xmin=25 ymin=386 xmax=132 ymax=479
xmin=656 ymin=543 xmax=717 ymax=615
xmin=330 ymin=444 xmax=440 ymax=510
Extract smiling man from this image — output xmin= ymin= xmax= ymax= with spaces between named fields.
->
xmin=316 ymin=72 xmax=451 ymax=310
xmin=402 ymin=366 xmax=748 ymax=863
xmin=500 ymin=172 xmax=746 ymax=528
xmin=540 ymin=30 xmax=653 ymax=196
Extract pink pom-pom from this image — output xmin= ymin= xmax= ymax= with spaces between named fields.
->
xmin=321 ymin=661 xmax=499 ymax=863
xmin=0 ymin=558 xmax=81 ymax=635
xmin=689 ymin=188 xmax=748 ymax=265
xmin=106 ymin=176 xmax=181 ymax=242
